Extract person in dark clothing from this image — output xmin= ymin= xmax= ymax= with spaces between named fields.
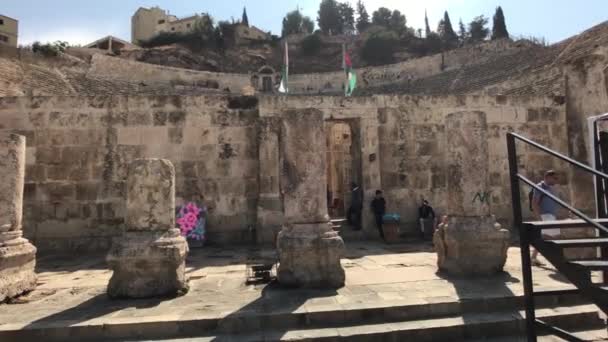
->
xmin=418 ymin=200 xmax=436 ymax=238
xmin=347 ymin=182 xmax=363 ymax=230
xmin=371 ymin=190 xmax=386 ymax=240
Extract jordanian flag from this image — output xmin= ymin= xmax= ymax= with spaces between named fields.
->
xmin=278 ymin=41 xmax=289 ymax=93
xmin=343 ymin=45 xmax=357 ymax=97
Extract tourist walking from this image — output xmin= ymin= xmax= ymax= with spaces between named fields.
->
xmin=530 ymin=170 xmax=564 ymax=265
xmin=371 ymin=190 xmax=386 ymax=240
xmin=347 ymin=182 xmax=363 ymax=230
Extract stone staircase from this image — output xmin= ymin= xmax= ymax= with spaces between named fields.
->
xmin=2 ymin=291 xmax=603 ymax=341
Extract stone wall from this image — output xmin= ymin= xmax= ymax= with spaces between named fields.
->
xmin=0 ymin=93 xmax=571 ymax=253
xmin=260 ymin=95 xmax=569 ymax=237
xmin=0 ymin=95 xmax=259 ymax=252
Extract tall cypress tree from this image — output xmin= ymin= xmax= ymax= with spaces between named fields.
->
xmin=424 ymin=10 xmax=431 ymax=37
xmin=491 ymin=6 xmax=509 ymax=40
xmin=439 ymin=11 xmax=458 ymax=45
xmin=242 ymin=7 xmax=249 ymax=26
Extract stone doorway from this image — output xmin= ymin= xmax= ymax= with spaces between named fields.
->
xmin=325 ymin=120 xmax=362 ymax=222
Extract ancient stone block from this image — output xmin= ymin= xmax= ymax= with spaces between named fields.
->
xmin=0 ymin=133 xmax=37 ymax=302
xmin=276 ymin=109 xmax=345 ymax=288
xmin=107 ymin=159 xmax=188 ymax=298
xmin=434 ymin=112 xmax=510 ymax=276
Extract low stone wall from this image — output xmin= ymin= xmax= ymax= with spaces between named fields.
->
xmin=0 ymin=93 xmax=571 ymax=253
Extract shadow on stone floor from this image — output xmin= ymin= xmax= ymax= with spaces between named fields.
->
xmin=208 ymin=281 xmax=338 ymax=341
xmin=23 ymin=293 xmax=167 ymax=330
xmin=436 ymin=270 xmax=524 ymax=332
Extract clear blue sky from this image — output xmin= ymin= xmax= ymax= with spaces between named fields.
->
xmin=2 ymin=0 xmax=607 ymax=45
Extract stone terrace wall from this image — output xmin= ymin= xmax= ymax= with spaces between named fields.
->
xmin=88 ymin=54 xmax=251 ymax=93
xmin=0 ymin=95 xmax=259 ymax=252
xmin=0 ymin=94 xmax=571 ymax=252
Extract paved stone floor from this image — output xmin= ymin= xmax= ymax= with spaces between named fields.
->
xmin=0 ymin=241 xmax=586 ymax=330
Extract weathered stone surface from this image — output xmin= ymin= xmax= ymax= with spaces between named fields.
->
xmin=126 ymin=159 xmax=176 ymax=231
xmin=280 ymin=109 xmax=328 ymax=223
xmin=277 ymin=223 xmax=345 ymax=288
xmin=434 ymin=112 xmax=510 ymax=276
xmin=106 ymin=229 xmax=188 ymax=298
xmin=276 ymin=109 xmax=345 ymax=288
xmin=0 ymin=133 xmax=37 ymax=302
xmin=107 ymin=158 xmax=188 ymax=298
xmin=434 ymin=216 xmax=510 ymax=276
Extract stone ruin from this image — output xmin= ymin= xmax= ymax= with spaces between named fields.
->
xmin=106 ymin=158 xmax=188 ymax=298
xmin=433 ymin=111 xmax=510 ymax=276
xmin=0 ymin=133 xmax=37 ymax=302
xmin=276 ymin=109 xmax=345 ymax=288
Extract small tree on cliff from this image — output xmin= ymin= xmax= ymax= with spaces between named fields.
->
xmin=317 ymin=0 xmax=341 ymax=35
xmin=282 ymin=10 xmax=314 ymax=36
xmin=424 ymin=10 xmax=431 ymax=37
xmin=468 ymin=15 xmax=490 ymax=43
xmin=491 ymin=6 xmax=509 ymax=40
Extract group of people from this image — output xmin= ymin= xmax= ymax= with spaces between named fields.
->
xmin=346 ymin=182 xmax=435 ymax=241
xmin=345 ymin=169 xmax=565 ymax=250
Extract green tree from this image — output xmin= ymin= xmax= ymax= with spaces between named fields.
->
xmin=241 ymin=7 xmax=249 ymax=27
xmin=301 ymin=33 xmax=322 ymax=56
xmin=282 ymin=10 xmax=314 ymax=36
xmin=438 ymin=11 xmax=458 ymax=47
xmin=338 ymin=2 xmax=355 ymax=34
xmin=361 ymin=29 xmax=398 ymax=65
xmin=372 ymin=7 xmax=392 ymax=27
xmin=491 ymin=6 xmax=509 ymax=40
xmin=317 ymin=0 xmax=341 ymax=35
xmin=389 ymin=10 xmax=406 ymax=34
xmin=458 ymin=18 xmax=467 ymax=43
xmin=468 ymin=15 xmax=490 ymax=42
xmin=302 ymin=17 xmax=315 ymax=34
xmin=356 ymin=0 xmax=370 ymax=33
xmin=194 ymin=13 xmax=215 ymax=41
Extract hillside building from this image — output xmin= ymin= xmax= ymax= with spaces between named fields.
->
xmin=131 ymin=6 xmax=199 ymax=44
xmin=0 ymin=14 xmax=18 ymax=47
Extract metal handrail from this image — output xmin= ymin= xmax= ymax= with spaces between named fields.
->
xmin=518 ymin=174 xmax=608 ymax=234
xmin=506 ymin=131 xmax=607 ymax=342
xmin=508 ymin=132 xmax=608 ymax=180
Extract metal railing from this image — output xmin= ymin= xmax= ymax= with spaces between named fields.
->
xmin=506 ymin=132 xmax=608 ymax=341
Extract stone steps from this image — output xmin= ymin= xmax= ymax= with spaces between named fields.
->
xmin=130 ymin=304 xmax=605 ymax=341
xmin=1 ymin=291 xmax=603 ymax=342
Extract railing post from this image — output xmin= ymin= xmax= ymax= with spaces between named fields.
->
xmin=507 ymin=133 xmax=537 ymax=342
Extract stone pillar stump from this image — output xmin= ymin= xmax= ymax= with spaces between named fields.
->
xmin=433 ymin=111 xmax=510 ymax=276
xmin=0 ymin=134 xmax=37 ymax=302
xmin=107 ymin=159 xmax=188 ymax=298
xmin=276 ymin=109 xmax=345 ymax=288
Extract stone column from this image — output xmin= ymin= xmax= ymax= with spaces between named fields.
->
xmin=0 ymin=134 xmax=37 ymax=302
xmin=276 ymin=109 xmax=345 ymax=288
xmin=433 ymin=111 xmax=510 ymax=276
xmin=107 ymin=159 xmax=188 ymax=298
xmin=256 ymin=117 xmax=284 ymax=245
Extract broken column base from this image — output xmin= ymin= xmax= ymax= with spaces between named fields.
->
xmin=433 ymin=215 xmax=510 ymax=276
xmin=107 ymin=228 xmax=189 ymax=299
xmin=0 ymin=231 xmax=37 ymax=302
xmin=277 ymin=223 xmax=345 ymax=288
